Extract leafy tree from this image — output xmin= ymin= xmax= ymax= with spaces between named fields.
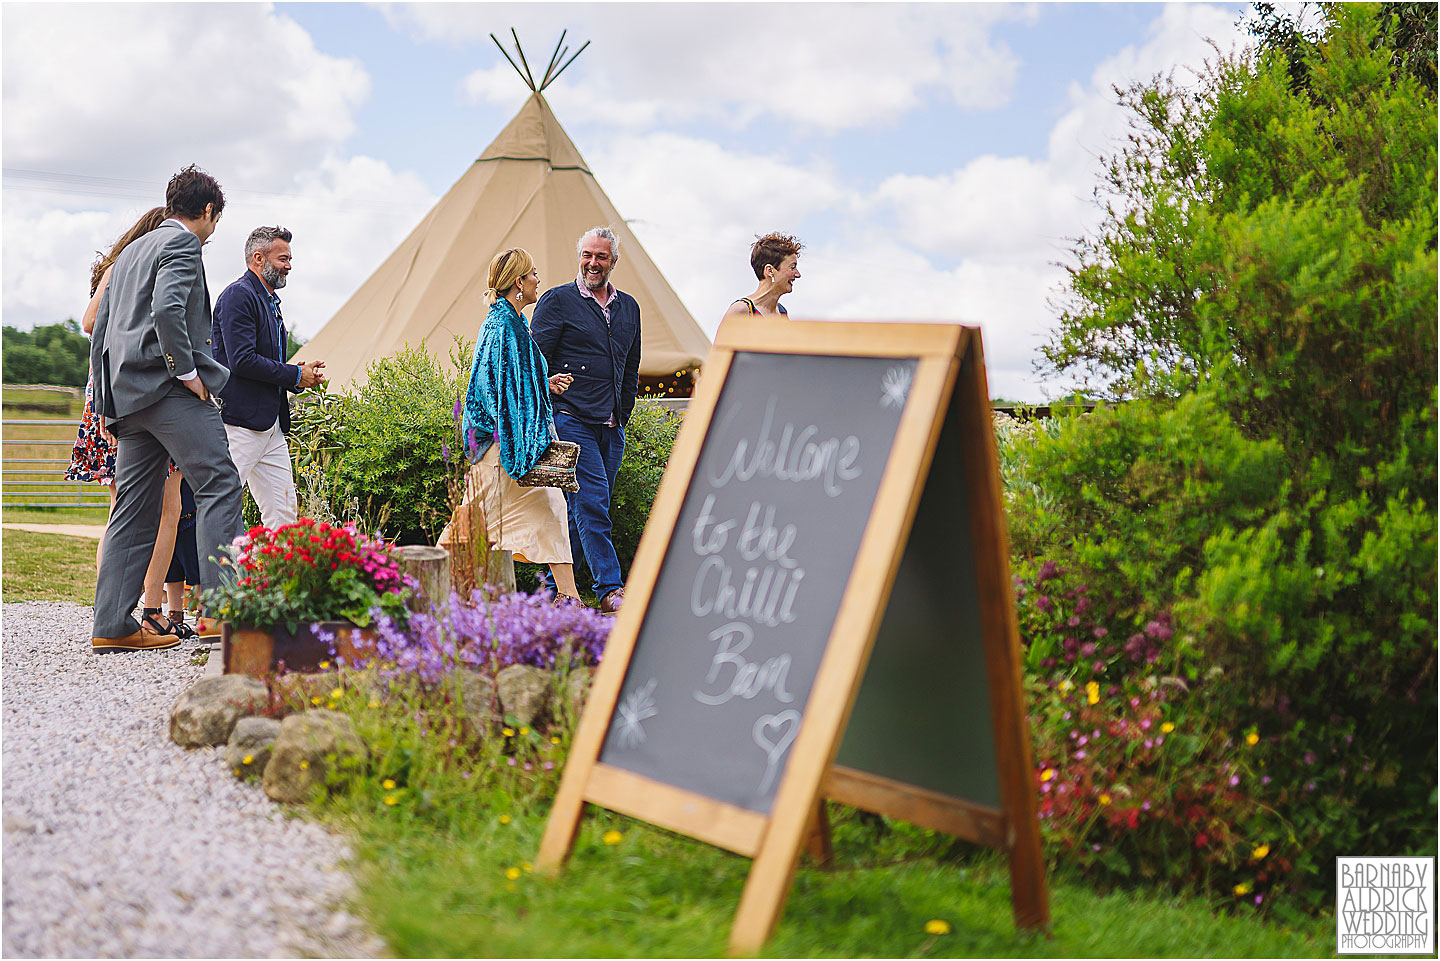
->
xmin=2 ymin=320 xmax=89 ymax=386
xmin=1025 ymin=3 xmax=1436 ymax=904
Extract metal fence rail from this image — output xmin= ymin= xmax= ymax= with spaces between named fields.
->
xmin=2 ymin=418 xmax=108 ymax=508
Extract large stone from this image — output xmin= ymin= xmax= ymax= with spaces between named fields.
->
xmin=169 ymin=675 xmax=269 ymax=748
xmin=227 ymin=716 xmax=283 ymax=780
xmin=495 ymin=664 xmax=552 ymax=727
xmin=450 ymin=669 xmax=497 ymax=718
xmin=263 ymin=709 xmax=368 ymax=803
xmin=563 ymin=666 xmax=595 ymax=724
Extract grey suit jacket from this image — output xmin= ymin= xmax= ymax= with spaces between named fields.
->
xmin=90 ymin=219 xmax=230 ymax=419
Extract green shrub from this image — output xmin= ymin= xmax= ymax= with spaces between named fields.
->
xmin=515 ymin=399 xmax=682 ymax=595
xmin=328 ymin=342 xmax=469 ymax=545
xmin=613 ymin=400 xmax=682 ymax=580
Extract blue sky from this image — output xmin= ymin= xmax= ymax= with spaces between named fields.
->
xmin=3 ymin=2 xmax=1251 ymax=399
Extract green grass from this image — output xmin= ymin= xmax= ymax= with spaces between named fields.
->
xmin=2 ymin=528 xmax=97 ymax=603
xmin=2 ymin=506 xmax=110 ymax=525
xmin=331 ymin=794 xmax=1334 ymax=958
xmin=286 ymin=670 xmax=1335 ymax=961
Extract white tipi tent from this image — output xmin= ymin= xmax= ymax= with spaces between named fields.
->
xmin=297 ymin=33 xmax=710 ymax=390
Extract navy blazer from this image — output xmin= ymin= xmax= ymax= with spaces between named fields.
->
xmin=212 ymin=270 xmax=299 ymax=432
xmin=530 ymin=280 xmax=642 ymax=427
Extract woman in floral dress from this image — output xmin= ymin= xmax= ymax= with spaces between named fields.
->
xmin=66 ymin=208 xmax=193 ymax=638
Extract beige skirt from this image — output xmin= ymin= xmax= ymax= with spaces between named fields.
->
xmin=439 ymin=444 xmax=573 ymax=565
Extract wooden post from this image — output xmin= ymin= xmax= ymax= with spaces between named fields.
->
xmin=393 ymin=545 xmax=451 ymax=613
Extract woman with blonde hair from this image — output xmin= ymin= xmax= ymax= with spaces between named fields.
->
xmin=443 ymin=247 xmax=579 ymax=602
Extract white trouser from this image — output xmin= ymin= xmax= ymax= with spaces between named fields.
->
xmin=224 ymin=420 xmax=298 ymax=528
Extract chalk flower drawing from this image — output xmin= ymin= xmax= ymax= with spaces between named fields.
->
xmin=613 ymin=678 xmax=659 ymax=749
xmin=880 ymin=365 xmax=913 ymax=408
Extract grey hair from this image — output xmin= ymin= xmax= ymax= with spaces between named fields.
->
xmin=244 ymin=225 xmax=292 ymax=262
xmin=577 ymin=226 xmax=620 ymax=263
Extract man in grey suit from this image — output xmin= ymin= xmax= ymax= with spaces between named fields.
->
xmin=90 ymin=165 xmax=244 ymax=653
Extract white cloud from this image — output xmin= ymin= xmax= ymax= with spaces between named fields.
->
xmin=1 ymin=3 xmax=434 ymax=338
xmin=400 ymin=3 xmax=1033 ymax=132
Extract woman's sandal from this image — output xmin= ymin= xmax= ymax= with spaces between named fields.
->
xmin=167 ymin=611 xmax=199 ymax=641
xmin=141 ymin=608 xmax=180 ymax=637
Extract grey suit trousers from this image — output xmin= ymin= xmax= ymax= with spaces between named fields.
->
xmin=92 ymin=384 xmax=243 ymax=639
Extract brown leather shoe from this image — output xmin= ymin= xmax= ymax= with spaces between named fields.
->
xmin=194 ymin=616 xmax=223 ymax=638
xmin=553 ymin=594 xmax=583 ymax=608
xmin=92 ymin=627 xmax=181 ymax=654
xmin=599 ymin=587 xmax=625 ymax=616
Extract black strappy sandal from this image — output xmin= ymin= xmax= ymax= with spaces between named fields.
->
xmin=167 ymin=610 xmax=199 ymax=641
xmin=141 ymin=608 xmax=180 ymax=637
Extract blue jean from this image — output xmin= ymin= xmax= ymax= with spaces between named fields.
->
xmin=554 ymin=410 xmax=625 ymax=599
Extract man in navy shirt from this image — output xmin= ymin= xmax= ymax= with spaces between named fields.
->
xmin=212 ymin=226 xmax=325 ymax=528
xmin=531 ymin=226 xmax=642 ymax=615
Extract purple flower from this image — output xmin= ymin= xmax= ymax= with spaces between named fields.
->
xmin=1036 ymin=560 xmax=1060 ymax=584
xmin=1035 ymin=594 xmax=1052 ymax=613
xmin=441 ymin=440 xmax=450 ymax=463
xmin=1304 ymin=751 xmax=1316 ymax=765
xmin=453 ymin=396 xmax=463 ymax=422
xmin=1228 ymin=775 xmax=1240 ymax=787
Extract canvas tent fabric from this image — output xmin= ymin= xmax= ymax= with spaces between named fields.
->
xmin=296 ymin=92 xmax=711 ymax=389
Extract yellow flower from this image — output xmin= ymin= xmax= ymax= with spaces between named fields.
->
xmin=382 ymin=779 xmax=396 ymax=790
xmin=522 ymin=862 xmax=534 ymax=873
xmin=602 ymin=830 xmax=623 ymax=845
xmin=924 ymin=919 xmax=952 ymax=935
xmin=310 ymin=695 xmax=322 ymax=706
xmin=1040 ymin=769 xmax=1055 ymax=782
xmin=1099 ymin=793 xmax=1112 ymax=806
xmin=242 ymin=755 xmax=254 ymax=765
xmin=329 ymin=688 xmax=343 ymax=700
xmin=299 ymin=760 xmax=310 ymax=770
xmin=1252 ymin=844 xmax=1270 ymax=860
xmin=519 ymin=726 xmax=530 ymax=736
xmin=1059 ymin=679 xmax=1074 ymax=692
xmin=1161 ymin=722 xmax=1175 ymax=734
xmin=319 ymin=660 xmax=330 ymax=670
xmin=368 ymin=698 xmax=381 ymax=709
xmin=1245 ymin=732 xmax=1259 ymax=746
xmin=499 ymin=814 xmax=512 ymax=825
xmin=503 ymin=727 xmax=515 ymax=737
xmin=1234 ymin=881 xmax=1252 ymax=896
xmin=550 ymin=736 xmax=561 ymax=745
xmin=505 ymin=866 xmax=522 ymax=880
xmin=383 ymin=794 xmax=398 ymax=806
xmin=233 ymin=768 xmax=242 ymax=776
xmin=1086 ymin=681 xmax=1100 ymax=705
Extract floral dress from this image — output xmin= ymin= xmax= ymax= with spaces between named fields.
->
xmin=65 ymin=374 xmax=116 ymax=484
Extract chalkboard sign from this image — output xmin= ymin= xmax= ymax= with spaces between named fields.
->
xmin=539 ymin=317 xmax=1047 ymax=954
xmin=598 ymin=350 xmax=917 ymax=812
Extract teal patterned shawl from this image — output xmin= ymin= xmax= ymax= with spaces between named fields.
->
xmin=461 ymin=298 xmax=554 ymax=477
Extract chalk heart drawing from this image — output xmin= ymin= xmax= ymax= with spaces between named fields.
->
xmin=753 ymin=709 xmax=801 ymax=793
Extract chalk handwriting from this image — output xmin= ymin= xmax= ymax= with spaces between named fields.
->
xmin=709 ymin=397 xmax=862 ymax=497
xmin=694 ymin=621 xmax=795 ymax=707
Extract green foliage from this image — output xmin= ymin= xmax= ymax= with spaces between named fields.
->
xmin=612 ymin=400 xmax=682 ymax=580
xmin=327 ymin=343 xmax=469 ymax=545
xmin=1007 ymin=394 xmax=1288 ymax=626
xmin=1017 ymin=5 xmax=1437 ymax=909
xmin=2 ymin=321 xmax=89 ymax=386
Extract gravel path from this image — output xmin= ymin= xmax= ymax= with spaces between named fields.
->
xmin=2 ymin=601 xmax=386 ymax=958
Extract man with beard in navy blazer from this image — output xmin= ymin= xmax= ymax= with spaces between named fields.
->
xmin=530 ymin=226 xmax=642 ymax=615
xmin=212 ymin=226 xmax=325 ymax=528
